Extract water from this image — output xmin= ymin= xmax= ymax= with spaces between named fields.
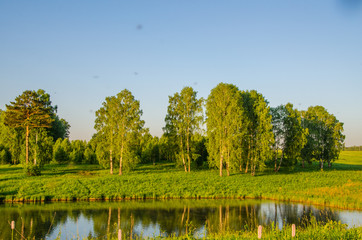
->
xmin=1 ymin=199 xmax=361 ymax=239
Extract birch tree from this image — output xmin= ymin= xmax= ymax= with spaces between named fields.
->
xmin=240 ymin=90 xmax=274 ymax=176
xmin=206 ymin=83 xmax=243 ymax=176
xmin=95 ymin=89 xmax=144 ymax=175
xmin=164 ymin=87 xmax=203 ymax=172
xmin=301 ymin=106 xmax=344 ymax=170
xmin=271 ymin=103 xmax=307 ymax=171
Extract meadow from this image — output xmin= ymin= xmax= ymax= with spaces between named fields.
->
xmin=0 ymin=151 xmax=361 ymax=210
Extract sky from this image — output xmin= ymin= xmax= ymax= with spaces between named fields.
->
xmin=0 ymin=0 xmax=361 ymax=146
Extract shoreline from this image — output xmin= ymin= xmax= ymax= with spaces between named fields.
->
xmin=2 ymin=195 xmax=361 ymax=211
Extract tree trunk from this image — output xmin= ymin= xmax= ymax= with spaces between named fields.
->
xmin=302 ymin=159 xmax=305 ymax=168
xmin=220 ymin=153 xmax=223 ymax=177
xmin=274 ymin=148 xmax=278 ymax=172
xmin=119 ymin=145 xmax=123 ymax=175
xmin=180 ymin=136 xmax=187 ymax=172
xmin=320 ymin=160 xmax=323 ymax=171
xmin=276 ymin=151 xmax=284 ymax=172
xmin=110 ymin=149 xmax=113 ymax=175
xmin=226 ymin=146 xmax=230 ymax=176
xmin=118 ymin=208 xmax=120 ymax=230
xmin=130 ymin=214 xmax=134 ymax=240
xmin=181 ymin=205 xmax=186 ymax=225
xmin=219 ymin=205 xmax=223 ymax=231
xmin=328 ymin=159 xmax=332 ymax=168
xmin=186 ymin=129 xmax=191 ymax=172
xmin=26 ymin=125 xmax=29 ymax=165
xmin=251 ymin=157 xmax=256 ymax=176
xmin=107 ymin=207 xmax=112 ymax=238
xmin=34 ymin=132 xmax=38 ymax=165
xmin=245 ymin=142 xmax=251 ymax=173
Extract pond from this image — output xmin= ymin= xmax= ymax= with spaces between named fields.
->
xmin=1 ymin=199 xmax=361 ymax=239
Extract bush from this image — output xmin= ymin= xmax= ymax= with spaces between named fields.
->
xmin=24 ymin=164 xmax=41 ymax=176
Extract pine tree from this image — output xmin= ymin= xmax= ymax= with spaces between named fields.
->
xmin=4 ymin=90 xmax=54 ymax=166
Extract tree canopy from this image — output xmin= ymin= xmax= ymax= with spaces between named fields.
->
xmin=95 ymin=89 xmax=145 ymax=175
xmin=164 ymin=86 xmax=204 ymax=172
xmin=4 ymin=90 xmax=55 ymax=166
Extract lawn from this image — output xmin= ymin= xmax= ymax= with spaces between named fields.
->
xmin=0 ymin=151 xmax=361 ymax=209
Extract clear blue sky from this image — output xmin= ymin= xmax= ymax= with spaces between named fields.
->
xmin=0 ymin=0 xmax=361 ymax=146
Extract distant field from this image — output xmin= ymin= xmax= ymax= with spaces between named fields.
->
xmin=336 ymin=151 xmax=362 ymax=166
xmin=0 ymin=151 xmax=361 ymax=209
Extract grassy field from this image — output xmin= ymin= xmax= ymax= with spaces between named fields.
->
xmin=0 ymin=151 xmax=361 ymax=209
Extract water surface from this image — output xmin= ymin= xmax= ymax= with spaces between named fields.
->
xmin=1 ymin=199 xmax=361 ymax=239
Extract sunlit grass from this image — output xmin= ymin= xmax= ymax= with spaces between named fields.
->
xmin=0 ymin=151 xmax=361 ymax=209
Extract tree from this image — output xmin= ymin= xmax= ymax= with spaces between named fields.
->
xmin=53 ymin=138 xmax=71 ymax=163
xmin=301 ymin=106 xmax=344 ymax=170
xmin=95 ymin=89 xmax=145 ymax=175
xmin=140 ymin=132 xmax=160 ymax=165
xmin=164 ymin=86 xmax=204 ymax=172
xmin=240 ymin=90 xmax=274 ymax=176
xmin=70 ymin=140 xmax=86 ymax=164
xmin=206 ymin=83 xmax=243 ymax=176
xmin=0 ymin=109 xmax=20 ymax=164
xmin=4 ymin=90 xmax=55 ymax=166
xmin=271 ymin=103 xmax=307 ymax=171
xmin=50 ymin=115 xmax=70 ymax=140
xmin=29 ymin=128 xmax=53 ymax=166
xmin=283 ymin=103 xmax=308 ymax=167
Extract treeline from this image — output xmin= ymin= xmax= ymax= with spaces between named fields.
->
xmin=344 ymin=146 xmax=362 ymax=151
xmin=0 ymin=84 xmax=345 ymax=176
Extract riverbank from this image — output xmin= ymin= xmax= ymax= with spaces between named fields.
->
xmin=0 ymin=151 xmax=361 ymax=209
xmin=112 ymin=221 xmax=362 ymax=240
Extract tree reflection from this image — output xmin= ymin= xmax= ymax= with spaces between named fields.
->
xmin=0 ymin=200 xmax=351 ymax=239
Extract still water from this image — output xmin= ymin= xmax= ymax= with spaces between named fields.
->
xmin=1 ymin=199 xmax=361 ymax=239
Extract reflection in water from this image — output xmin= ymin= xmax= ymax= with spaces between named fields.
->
xmin=0 ymin=199 xmax=360 ymax=239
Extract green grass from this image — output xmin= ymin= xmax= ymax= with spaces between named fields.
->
xmin=57 ymin=220 xmax=362 ymax=240
xmin=0 ymin=151 xmax=361 ymax=209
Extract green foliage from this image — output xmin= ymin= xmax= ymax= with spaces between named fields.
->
xmin=271 ymin=103 xmax=307 ymax=171
xmin=94 ymin=89 xmax=145 ymax=175
xmin=140 ymin=133 xmax=160 ymax=164
xmin=0 ymin=145 xmax=11 ymax=164
xmin=70 ymin=140 xmax=86 ymax=164
xmin=53 ymin=138 xmax=71 ymax=163
xmin=4 ymin=89 xmax=55 ymax=130
xmin=240 ymin=90 xmax=274 ymax=176
xmin=84 ymin=144 xmax=97 ymax=164
xmin=164 ymin=86 xmax=204 ymax=172
xmin=206 ymin=83 xmax=243 ymax=176
xmin=49 ymin=115 xmax=70 ymax=140
xmin=24 ymin=163 xmax=41 ymax=176
xmin=1 ymin=89 xmax=69 ymax=172
xmin=301 ymin=106 xmax=345 ymax=169
xmin=29 ymin=128 xmax=53 ymax=165
xmin=0 ymin=110 xmax=24 ymax=164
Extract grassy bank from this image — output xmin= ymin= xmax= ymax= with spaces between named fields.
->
xmin=56 ymin=220 xmax=362 ymax=240
xmin=0 ymin=151 xmax=361 ymax=209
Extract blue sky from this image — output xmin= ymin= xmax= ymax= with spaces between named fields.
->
xmin=0 ymin=0 xmax=361 ymax=146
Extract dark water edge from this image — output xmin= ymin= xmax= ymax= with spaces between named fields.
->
xmin=1 ymin=199 xmax=361 ymax=240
